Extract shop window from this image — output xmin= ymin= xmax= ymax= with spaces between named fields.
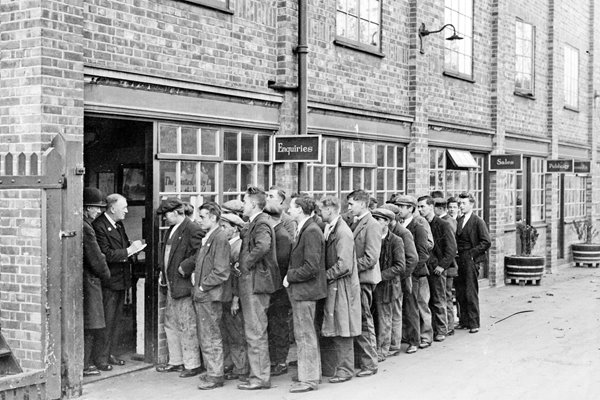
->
xmin=530 ymin=158 xmax=545 ymax=222
xmin=444 ymin=0 xmax=473 ymax=79
xmin=564 ymin=44 xmax=579 ymax=110
xmin=565 ymin=175 xmax=586 ymax=219
xmin=376 ymin=144 xmax=405 ymax=204
xmin=336 ymin=0 xmax=381 ymax=50
xmin=515 ymin=19 xmax=535 ymax=96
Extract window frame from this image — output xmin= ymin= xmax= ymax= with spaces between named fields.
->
xmin=564 ymin=175 xmax=586 ymax=220
xmin=443 ymin=0 xmax=474 ymax=80
xmin=514 ymin=19 xmax=535 ymax=97
xmin=564 ymin=44 xmax=579 ymax=110
xmin=335 ymin=0 xmax=383 ymax=55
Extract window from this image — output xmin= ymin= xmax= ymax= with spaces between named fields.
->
xmin=336 ymin=0 xmax=381 ymax=49
xmin=564 ymin=45 xmax=579 ymax=109
xmin=530 ymin=158 xmax=545 ymax=222
xmin=565 ymin=175 xmax=586 ymax=219
xmin=308 ymin=138 xmax=339 ymax=199
xmin=444 ymin=0 xmax=473 ymax=78
xmin=515 ymin=20 xmax=535 ymax=95
xmin=503 ymin=169 xmax=525 ymax=224
xmin=376 ymin=144 xmax=405 ymax=204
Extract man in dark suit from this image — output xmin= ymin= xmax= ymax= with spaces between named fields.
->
xmin=455 ymin=192 xmax=491 ymax=334
xmin=193 ymin=202 xmax=231 ymax=390
xmin=93 ymin=194 xmax=144 ymax=369
xmin=266 ymin=186 xmax=296 ymax=239
xmin=347 ymin=189 xmax=381 ymax=377
xmin=284 ymin=194 xmax=327 ymax=393
xmin=237 ymin=187 xmax=281 ymax=390
xmin=82 ymin=188 xmax=111 ymax=376
xmin=418 ymin=196 xmax=457 ymax=342
xmin=155 ymin=198 xmax=203 ymax=377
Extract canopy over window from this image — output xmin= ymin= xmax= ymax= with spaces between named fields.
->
xmin=447 ymin=149 xmax=479 ymax=169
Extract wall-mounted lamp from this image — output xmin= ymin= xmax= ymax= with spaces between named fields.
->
xmin=418 ymin=22 xmax=463 ymax=54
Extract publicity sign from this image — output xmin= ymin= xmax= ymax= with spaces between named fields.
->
xmin=574 ymin=161 xmax=591 ymax=174
xmin=546 ymin=159 xmax=573 ymax=173
xmin=273 ymin=135 xmax=321 ymax=163
xmin=489 ymin=154 xmax=522 ymax=170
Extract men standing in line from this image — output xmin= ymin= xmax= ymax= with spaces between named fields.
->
xmin=433 ymin=198 xmax=459 ymax=336
xmin=192 ymin=202 xmax=231 ymax=389
xmin=93 ymin=193 xmax=144 ymax=369
xmin=319 ymin=196 xmax=361 ymax=383
xmin=455 ymin=193 xmax=491 ymax=334
xmin=372 ymin=208 xmax=406 ymax=362
xmin=417 ymin=196 xmax=457 ymax=342
xmin=237 ymin=187 xmax=281 ymax=390
xmin=82 ymin=188 xmax=111 ymax=376
xmin=155 ymin=198 xmax=203 ymax=377
xmin=346 ymin=189 xmax=381 ymax=377
xmin=395 ymin=195 xmax=431 ymax=353
xmin=266 ymin=186 xmax=296 ymax=239
xmin=284 ymin=195 xmax=327 ymax=393
xmin=263 ymin=203 xmax=293 ymax=377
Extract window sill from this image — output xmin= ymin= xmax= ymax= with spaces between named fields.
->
xmin=514 ymin=91 xmax=536 ymax=100
xmin=334 ymin=37 xmax=385 ymax=58
xmin=181 ymin=0 xmax=234 ymax=14
xmin=442 ymin=71 xmax=475 ymax=83
xmin=564 ymin=105 xmax=580 ymax=113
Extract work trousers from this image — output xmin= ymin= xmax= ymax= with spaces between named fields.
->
xmin=290 ymin=299 xmax=321 ymax=388
xmin=221 ymin=301 xmax=248 ymax=376
xmin=194 ymin=301 xmax=224 ymax=379
xmin=238 ymin=274 xmax=271 ymax=385
xmin=455 ymin=253 xmax=480 ymax=329
xmin=445 ymin=277 xmax=455 ymax=330
xmin=389 ymin=295 xmax=403 ymax=351
xmin=97 ymin=288 xmax=125 ymax=364
xmin=427 ymin=273 xmax=448 ymax=336
xmin=84 ymin=329 xmax=103 ymax=368
xmin=402 ymin=277 xmax=421 ymax=346
xmin=164 ymin=294 xmax=201 ymax=369
xmin=354 ymin=283 xmax=378 ymax=371
xmin=375 ymin=300 xmax=394 ymax=358
xmin=267 ymin=289 xmax=291 ymax=366
xmin=331 ymin=337 xmax=354 ymax=378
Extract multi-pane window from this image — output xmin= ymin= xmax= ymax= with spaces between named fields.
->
xmin=564 ymin=45 xmax=579 ymax=109
xmin=503 ymin=169 xmax=525 ymax=224
xmin=515 ymin=20 xmax=535 ymax=95
xmin=530 ymin=158 xmax=545 ymax=222
xmin=376 ymin=144 xmax=405 ymax=204
xmin=308 ymin=138 xmax=339 ymax=199
xmin=444 ymin=0 xmax=473 ymax=77
xmin=336 ymin=0 xmax=381 ymax=48
xmin=565 ymin=175 xmax=586 ymax=219
xmin=222 ymin=131 xmax=271 ymax=203
xmin=340 ymin=140 xmax=376 ymax=204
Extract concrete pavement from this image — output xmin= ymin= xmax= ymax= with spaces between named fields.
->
xmin=80 ymin=266 xmax=600 ymax=400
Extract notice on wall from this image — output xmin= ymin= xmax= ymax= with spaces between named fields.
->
xmin=273 ymin=135 xmax=321 ymax=163
xmin=574 ymin=161 xmax=591 ymax=174
xmin=489 ymin=154 xmax=522 ymax=170
xmin=546 ymin=159 xmax=574 ymax=173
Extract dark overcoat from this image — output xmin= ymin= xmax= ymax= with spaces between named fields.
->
xmin=441 ymin=214 xmax=458 ymax=277
xmin=83 ymin=217 xmax=111 ymax=329
xmin=375 ymin=231 xmax=406 ymax=303
xmin=93 ymin=213 xmax=131 ymax=291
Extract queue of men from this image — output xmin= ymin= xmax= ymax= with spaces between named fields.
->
xmin=81 ymin=185 xmax=490 ymax=393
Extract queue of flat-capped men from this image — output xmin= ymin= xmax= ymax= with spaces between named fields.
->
xmin=83 ymin=185 xmax=490 ymax=392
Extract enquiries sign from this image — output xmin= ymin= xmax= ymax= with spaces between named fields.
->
xmin=273 ymin=135 xmax=321 ymax=163
xmin=489 ymin=154 xmax=522 ymax=170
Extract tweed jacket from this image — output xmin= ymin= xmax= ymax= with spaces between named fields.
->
xmin=193 ymin=226 xmax=231 ymax=303
xmin=83 ymin=216 xmax=111 ymax=329
xmin=441 ymin=214 xmax=458 ymax=277
xmin=374 ymin=231 xmax=406 ymax=303
xmin=427 ymin=215 xmax=458 ymax=273
xmin=93 ymin=213 xmax=132 ymax=291
xmin=405 ymin=215 xmax=431 ymax=278
xmin=352 ymin=212 xmax=382 ymax=285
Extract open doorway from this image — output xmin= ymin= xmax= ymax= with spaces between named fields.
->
xmin=83 ymin=116 xmax=155 ymax=381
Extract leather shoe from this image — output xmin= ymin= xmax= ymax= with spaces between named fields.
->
xmin=83 ymin=366 xmax=101 ymax=376
xmin=289 ymin=382 xmax=316 ymax=393
xmin=96 ymin=363 xmax=113 ymax=371
xmin=419 ymin=341 xmax=431 ymax=349
xmin=238 ymin=381 xmax=271 ymax=390
xmin=356 ymin=368 xmax=377 ymax=377
xmin=156 ymin=364 xmax=184 ymax=373
xmin=388 ymin=347 xmax=401 ymax=356
xmin=329 ymin=375 xmax=352 ymax=384
xmin=270 ymin=363 xmax=288 ymax=376
xmin=179 ymin=367 xmax=202 ymax=378
xmin=108 ymin=355 xmax=125 ymax=366
xmin=434 ymin=334 xmax=446 ymax=342
xmin=455 ymin=324 xmax=468 ymax=330
xmin=447 ymin=329 xmax=455 ymax=336
xmin=406 ymin=345 xmax=418 ymax=354
xmin=469 ymin=328 xmax=479 ymax=334
xmin=198 ymin=377 xmax=224 ymax=390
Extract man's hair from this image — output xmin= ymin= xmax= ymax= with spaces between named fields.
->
xmin=347 ymin=189 xmax=370 ymax=204
xmin=368 ymin=197 xmax=378 ymax=210
xmin=320 ymin=195 xmax=340 ymax=211
xmin=199 ymin=202 xmax=221 ymax=221
xmin=106 ymin=193 xmax=126 ymax=209
xmin=447 ymin=196 xmax=458 ymax=205
xmin=269 ymin=186 xmax=287 ymax=203
xmin=245 ymin=186 xmax=267 ymax=210
xmin=292 ymin=195 xmax=317 ymax=215
xmin=183 ymin=202 xmax=194 ymax=217
xmin=430 ymin=190 xmax=444 ymax=199
xmin=458 ymin=192 xmax=476 ymax=204
xmin=417 ymin=195 xmax=434 ymax=206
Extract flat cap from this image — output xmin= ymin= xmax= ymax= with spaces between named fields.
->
xmin=157 ymin=197 xmax=183 ymax=214
xmin=394 ymin=195 xmax=417 ymax=208
xmin=372 ymin=208 xmax=396 ymax=221
xmin=222 ymin=199 xmax=244 ymax=214
xmin=221 ymin=213 xmax=245 ymax=228
xmin=381 ymin=203 xmax=400 ymax=215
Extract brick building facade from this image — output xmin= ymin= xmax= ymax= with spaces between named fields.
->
xmin=1 ymin=0 xmax=598 ymax=398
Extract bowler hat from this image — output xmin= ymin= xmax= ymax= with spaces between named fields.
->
xmin=372 ymin=208 xmax=395 ymax=222
xmin=221 ymin=213 xmax=245 ymax=228
xmin=83 ymin=187 xmax=107 ymax=207
xmin=157 ymin=197 xmax=184 ymax=214
xmin=394 ymin=195 xmax=417 ymax=208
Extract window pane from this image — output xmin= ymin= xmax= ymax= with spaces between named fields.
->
xmin=397 ymin=147 xmax=404 ymax=166
xmin=257 ymin=164 xmax=270 ymax=189
xmin=314 ymin=167 xmax=323 ymax=191
xmin=359 ymin=20 xmax=369 ymax=44
xmin=223 ymin=164 xmax=237 ymax=194
xmin=378 ymin=169 xmax=385 ymax=190
xmin=326 ymin=140 xmax=337 ymax=164
xmin=160 ymin=161 xmax=177 ymax=192
xmin=353 ymin=169 xmax=361 ymax=189
xmin=365 ymin=143 xmax=375 ymax=164
xmin=181 ymin=162 xmax=197 ymax=193
xmin=341 ymin=168 xmax=351 ymax=190
xmin=336 ymin=11 xmax=346 ymax=36
xmin=224 ymin=132 xmax=238 ymax=160
xmin=159 ymin=125 xmax=177 ymax=153
xmin=257 ymin=135 xmax=270 ymax=162
xmin=241 ymin=134 xmax=254 ymax=162
xmin=201 ymin=128 xmax=218 ymax=156
xmin=377 ymin=145 xmax=385 ymax=166
xmin=364 ymin=169 xmax=373 ymax=190
xmin=347 ymin=15 xmax=358 ymax=41
xmin=181 ymin=127 xmax=198 ymax=155
xmin=241 ymin=164 xmax=254 ymax=189
xmin=387 ymin=169 xmax=394 ymax=189
xmin=341 ymin=141 xmax=352 ymax=162
xmin=326 ymin=167 xmax=336 ymax=191
xmin=353 ymin=142 xmax=363 ymax=164
xmin=386 ymin=146 xmax=394 ymax=167
xmin=347 ymin=0 xmax=357 ymax=15
xmin=200 ymin=163 xmax=216 ymax=192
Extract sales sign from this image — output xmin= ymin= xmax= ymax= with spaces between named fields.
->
xmin=546 ymin=159 xmax=573 ymax=173
xmin=489 ymin=154 xmax=522 ymax=170
xmin=273 ymin=135 xmax=321 ymax=163
xmin=574 ymin=161 xmax=591 ymax=174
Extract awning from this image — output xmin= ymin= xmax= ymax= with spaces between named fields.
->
xmin=446 ymin=149 xmax=479 ymax=169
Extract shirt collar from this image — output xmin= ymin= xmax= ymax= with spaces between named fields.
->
xmin=105 ymin=213 xmax=118 ymax=228
xmin=249 ymin=211 xmax=261 ymax=223
xmin=169 ymin=219 xmax=184 ymax=238
xmin=402 ymin=215 xmax=413 ymax=228
xmin=463 ymin=211 xmax=473 ymax=223
xmin=296 ymin=215 xmax=311 ymax=235
xmin=356 ymin=211 xmax=369 ymax=221
xmin=202 ymin=225 xmax=218 ymax=245
xmin=326 ymin=215 xmax=340 ymax=230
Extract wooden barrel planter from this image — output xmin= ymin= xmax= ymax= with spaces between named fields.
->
xmin=571 ymin=243 xmax=600 ymax=268
xmin=504 ymin=255 xmax=545 ymax=286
